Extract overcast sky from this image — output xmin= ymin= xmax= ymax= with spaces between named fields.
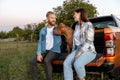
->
xmin=0 ymin=0 xmax=120 ymax=32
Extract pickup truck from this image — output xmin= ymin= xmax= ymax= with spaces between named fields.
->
xmin=39 ymin=14 xmax=120 ymax=80
xmin=88 ymin=14 xmax=120 ymax=79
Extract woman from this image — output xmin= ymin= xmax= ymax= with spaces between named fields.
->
xmin=63 ymin=8 xmax=96 ymax=80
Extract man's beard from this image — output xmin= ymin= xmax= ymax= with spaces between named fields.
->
xmin=48 ymin=21 xmax=56 ymax=26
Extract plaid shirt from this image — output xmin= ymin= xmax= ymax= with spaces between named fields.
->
xmin=72 ymin=22 xmax=96 ymax=54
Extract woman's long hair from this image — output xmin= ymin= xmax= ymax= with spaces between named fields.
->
xmin=75 ymin=8 xmax=89 ymax=22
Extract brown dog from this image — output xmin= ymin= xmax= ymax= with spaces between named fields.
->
xmin=54 ymin=23 xmax=73 ymax=53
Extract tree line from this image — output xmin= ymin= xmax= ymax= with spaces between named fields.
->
xmin=0 ymin=22 xmax=45 ymax=42
xmin=0 ymin=0 xmax=97 ymax=42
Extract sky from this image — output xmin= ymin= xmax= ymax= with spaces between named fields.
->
xmin=0 ymin=0 xmax=120 ymax=32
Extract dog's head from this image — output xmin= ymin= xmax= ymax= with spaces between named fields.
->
xmin=54 ymin=23 xmax=66 ymax=35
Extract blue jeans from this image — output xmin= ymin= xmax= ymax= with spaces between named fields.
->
xmin=63 ymin=46 xmax=96 ymax=80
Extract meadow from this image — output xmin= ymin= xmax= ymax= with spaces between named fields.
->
xmin=0 ymin=42 xmax=38 ymax=80
xmin=0 ymin=42 xmax=111 ymax=80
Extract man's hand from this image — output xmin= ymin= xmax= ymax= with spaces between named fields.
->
xmin=37 ymin=54 xmax=43 ymax=62
xmin=75 ymin=51 xmax=82 ymax=59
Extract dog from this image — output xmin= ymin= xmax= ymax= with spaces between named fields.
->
xmin=54 ymin=23 xmax=73 ymax=53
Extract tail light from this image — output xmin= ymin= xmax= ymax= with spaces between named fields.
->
xmin=104 ymin=28 xmax=116 ymax=57
xmin=105 ymin=40 xmax=114 ymax=47
xmin=106 ymin=48 xmax=115 ymax=56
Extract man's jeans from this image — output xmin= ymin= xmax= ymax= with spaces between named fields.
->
xmin=29 ymin=51 xmax=59 ymax=80
xmin=64 ymin=46 xmax=96 ymax=80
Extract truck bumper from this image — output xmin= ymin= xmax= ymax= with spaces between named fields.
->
xmin=102 ymin=62 xmax=114 ymax=71
xmin=86 ymin=62 xmax=114 ymax=72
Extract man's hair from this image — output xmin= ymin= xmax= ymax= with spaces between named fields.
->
xmin=46 ymin=11 xmax=55 ymax=17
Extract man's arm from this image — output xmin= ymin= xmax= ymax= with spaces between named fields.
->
xmin=36 ymin=30 xmax=43 ymax=62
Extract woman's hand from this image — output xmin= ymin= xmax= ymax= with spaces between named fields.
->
xmin=75 ymin=51 xmax=82 ymax=59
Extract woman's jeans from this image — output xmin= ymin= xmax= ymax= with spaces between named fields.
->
xmin=63 ymin=46 xmax=96 ymax=80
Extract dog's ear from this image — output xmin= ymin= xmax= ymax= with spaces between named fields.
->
xmin=59 ymin=23 xmax=65 ymax=27
xmin=59 ymin=23 xmax=64 ymax=25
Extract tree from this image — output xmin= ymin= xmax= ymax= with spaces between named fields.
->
xmin=34 ymin=22 xmax=45 ymax=41
xmin=53 ymin=0 xmax=97 ymax=26
xmin=23 ymin=24 xmax=32 ymax=41
xmin=8 ymin=26 xmax=24 ymax=41
xmin=23 ymin=23 xmax=43 ymax=42
xmin=0 ymin=31 xmax=8 ymax=39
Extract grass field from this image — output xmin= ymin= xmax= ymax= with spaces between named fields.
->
xmin=0 ymin=42 xmax=38 ymax=80
xmin=0 ymin=42 xmax=111 ymax=80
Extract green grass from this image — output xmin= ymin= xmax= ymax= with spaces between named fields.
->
xmin=0 ymin=42 xmax=111 ymax=80
xmin=0 ymin=42 xmax=37 ymax=80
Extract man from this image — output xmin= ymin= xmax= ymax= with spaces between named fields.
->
xmin=29 ymin=11 xmax=62 ymax=80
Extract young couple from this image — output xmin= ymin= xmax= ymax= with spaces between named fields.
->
xmin=30 ymin=8 xmax=96 ymax=80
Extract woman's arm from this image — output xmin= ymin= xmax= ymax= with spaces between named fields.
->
xmin=79 ymin=22 xmax=94 ymax=53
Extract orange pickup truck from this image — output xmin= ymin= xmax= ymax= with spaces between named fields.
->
xmin=40 ymin=14 xmax=120 ymax=79
xmin=87 ymin=14 xmax=120 ymax=79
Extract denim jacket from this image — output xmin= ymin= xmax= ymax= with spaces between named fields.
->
xmin=36 ymin=26 xmax=61 ymax=55
xmin=72 ymin=22 xmax=96 ymax=54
